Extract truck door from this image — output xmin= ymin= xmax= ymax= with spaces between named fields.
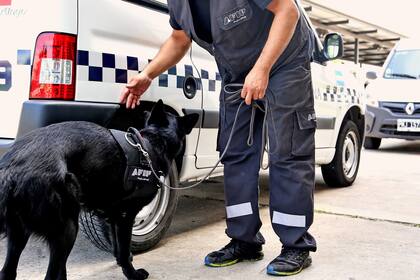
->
xmin=189 ymin=44 xmax=222 ymax=169
xmin=312 ymin=61 xmax=341 ymax=148
xmin=77 ymin=0 xmax=215 ymax=169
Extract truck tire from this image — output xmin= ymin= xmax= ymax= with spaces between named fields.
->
xmin=363 ymin=137 xmax=381 ymax=150
xmin=79 ymin=163 xmax=180 ymax=254
xmin=321 ymin=121 xmax=361 ymax=188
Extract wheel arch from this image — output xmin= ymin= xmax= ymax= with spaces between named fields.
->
xmin=336 ymin=106 xmax=365 ymax=147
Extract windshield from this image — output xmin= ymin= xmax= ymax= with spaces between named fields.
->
xmin=384 ymin=50 xmax=420 ymax=80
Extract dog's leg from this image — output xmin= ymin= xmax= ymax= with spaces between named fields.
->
xmin=0 ymin=219 xmax=30 ymax=280
xmin=110 ymin=222 xmax=120 ymax=262
xmin=44 ymin=218 xmax=78 ymax=280
xmin=111 ymin=222 xmax=134 ymax=266
xmin=115 ymin=212 xmax=149 ymax=280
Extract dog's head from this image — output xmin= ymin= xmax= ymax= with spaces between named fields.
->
xmin=143 ymin=100 xmax=199 ymax=160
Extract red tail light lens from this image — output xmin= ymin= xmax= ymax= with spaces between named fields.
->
xmin=30 ymin=33 xmax=77 ymax=100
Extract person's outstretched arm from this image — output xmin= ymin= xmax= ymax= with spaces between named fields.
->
xmin=120 ymin=29 xmax=192 ymax=109
xmin=241 ymin=0 xmax=300 ymax=105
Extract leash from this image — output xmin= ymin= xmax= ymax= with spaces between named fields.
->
xmin=124 ymin=84 xmax=271 ymax=191
xmin=224 ymin=83 xmax=270 ymax=170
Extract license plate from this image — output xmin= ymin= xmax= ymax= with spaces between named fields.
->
xmin=397 ymin=119 xmax=420 ymax=132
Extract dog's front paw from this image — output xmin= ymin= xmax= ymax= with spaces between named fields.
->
xmin=127 ymin=268 xmax=149 ymax=280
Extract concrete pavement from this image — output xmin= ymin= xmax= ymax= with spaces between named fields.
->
xmin=1 ymin=139 xmax=419 ymax=280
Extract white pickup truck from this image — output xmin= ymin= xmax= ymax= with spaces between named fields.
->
xmin=0 ymin=0 xmax=365 ymax=253
xmin=364 ymin=39 xmax=420 ymax=149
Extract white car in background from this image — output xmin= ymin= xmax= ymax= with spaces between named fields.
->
xmin=364 ymin=39 xmax=420 ymax=149
xmin=0 ymin=0 xmax=365 ymax=253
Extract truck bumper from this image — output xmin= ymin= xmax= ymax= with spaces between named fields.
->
xmin=365 ymin=105 xmax=420 ymax=140
xmin=0 ymin=100 xmax=120 ymax=157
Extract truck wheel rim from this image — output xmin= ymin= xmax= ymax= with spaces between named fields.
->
xmin=342 ymin=131 xmax=359 ymax=179
xmin=132 ymin=176 xmax=171 ymax=236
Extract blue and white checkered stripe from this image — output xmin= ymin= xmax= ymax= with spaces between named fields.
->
xmin=314 ymin=69 xmax=361 ymax=104
xmin=76 ymin=50 xmax=222 ymax=92
xmin=315 ymin=85 xmax=361 ymax=104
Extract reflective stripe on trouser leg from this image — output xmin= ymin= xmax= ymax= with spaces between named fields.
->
xmin=218 ymin=88 xmax=265 ymax=245
xmin=265 ymin=60 xmax=317 ymax=252
xmin=272 ymin=212 xmax=306 ymax=228
xmin=226 ymin=202 xmax=253 ymax=219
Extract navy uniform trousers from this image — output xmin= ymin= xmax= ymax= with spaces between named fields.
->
xmin=217 ymin=55 xmax=317 ymax=252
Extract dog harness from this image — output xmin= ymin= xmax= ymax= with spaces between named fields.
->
xmin=110 ymin=129 xmax=162 ymax=196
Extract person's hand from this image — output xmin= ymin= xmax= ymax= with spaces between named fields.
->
xmin=241 ymin=66 xmax=269 ymax=105
xmin=119 ymin=72 xmax=153 ymax=109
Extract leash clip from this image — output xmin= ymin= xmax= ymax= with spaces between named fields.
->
xmin=124 ymin=132 xmax=152 ymax=160
xmin=137 ymin=145 xmax=150 ymax=159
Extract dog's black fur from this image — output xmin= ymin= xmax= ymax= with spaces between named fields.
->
xmin=0 ymin=100 xmax=199 ymax=280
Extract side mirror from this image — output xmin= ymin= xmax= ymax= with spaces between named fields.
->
xmin=366 ymin=71 xmax=378 ymax=80
xmin=322 ymin=33 xmax=344 ymax=61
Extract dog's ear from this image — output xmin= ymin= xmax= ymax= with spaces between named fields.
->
xmin=178 ymin=113 xmax=200 ymax=135
xmin=147 ymin=100 xmax=168 ymax=127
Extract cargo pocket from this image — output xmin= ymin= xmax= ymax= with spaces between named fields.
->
xmin=291 ymin=109 xmax=317 ymax=157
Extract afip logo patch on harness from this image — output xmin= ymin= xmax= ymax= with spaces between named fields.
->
xmin=128 ymin=166 xmax=153 ymax=182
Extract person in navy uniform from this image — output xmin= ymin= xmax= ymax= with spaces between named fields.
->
xmin=120 ymin=0 xmax=317 ymax=276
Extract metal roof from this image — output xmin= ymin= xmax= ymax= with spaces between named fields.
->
xmin=301 ymin=0 xmax=407 ymax=66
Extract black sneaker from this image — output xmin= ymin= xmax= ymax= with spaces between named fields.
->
xmin=266 ymin=248 xmax=312 ymax=276
xmin=204 ymin=239 xmax=264 ymax=267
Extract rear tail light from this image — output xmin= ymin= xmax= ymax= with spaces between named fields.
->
xmin=30 ymin=33 xmax=77 ymax=100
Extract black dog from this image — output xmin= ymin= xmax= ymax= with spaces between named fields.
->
xmin=0 ymin=100 xmax=199 ymax=280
